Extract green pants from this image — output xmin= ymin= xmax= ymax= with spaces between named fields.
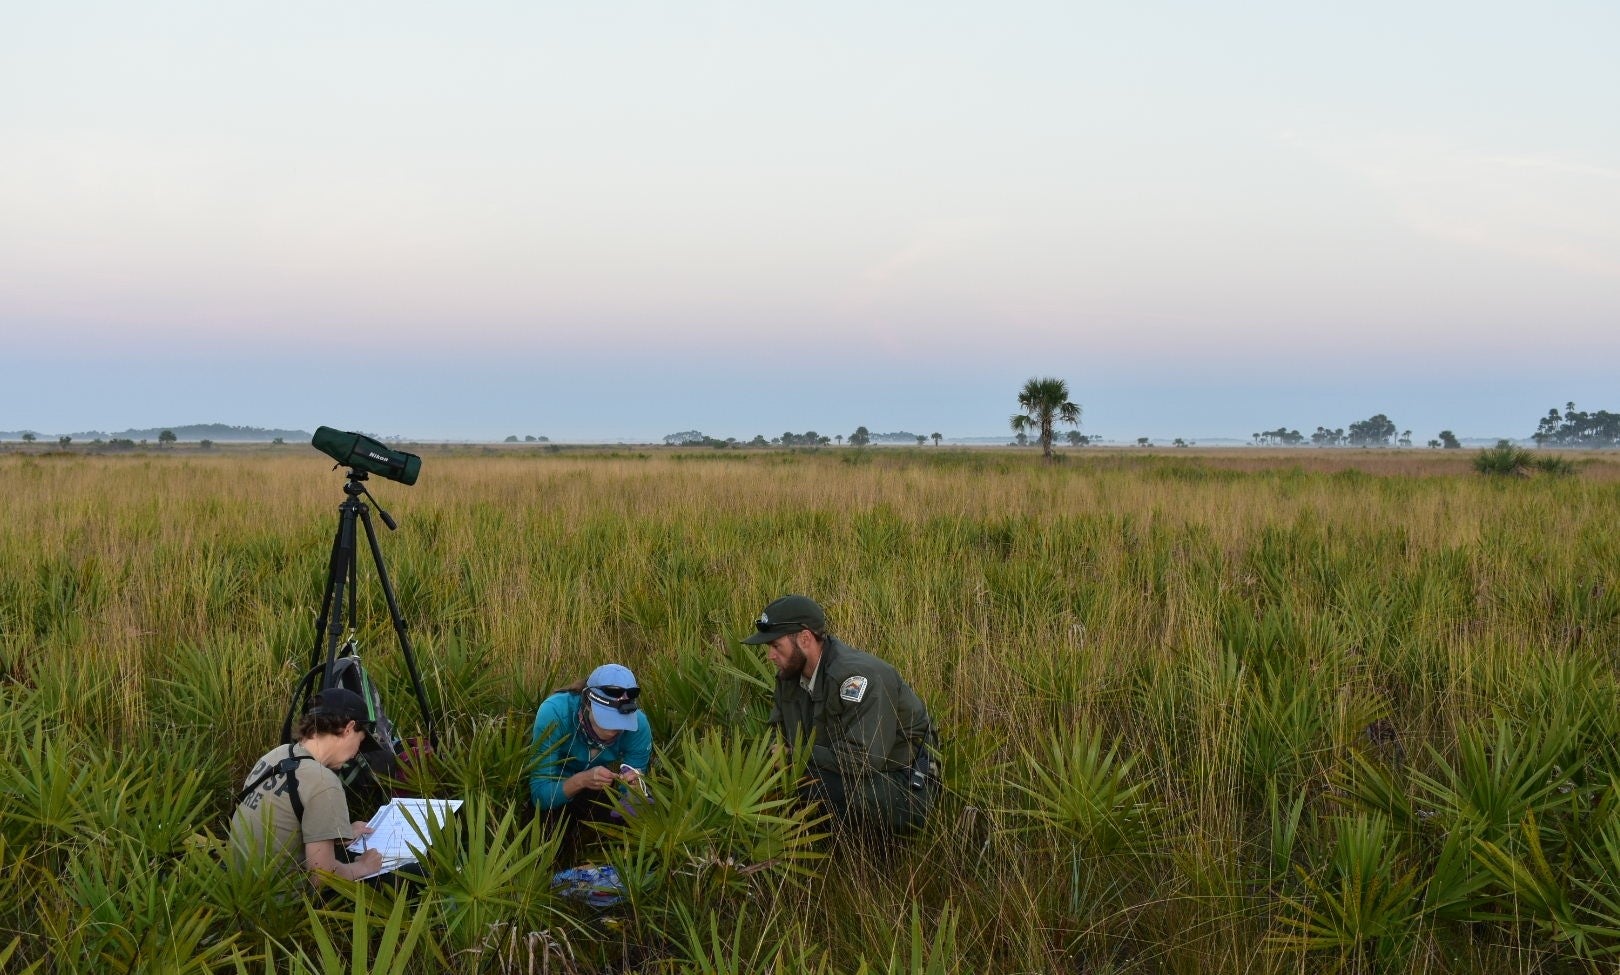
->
xmin=804 ymin=766 xmax=935 ymax=837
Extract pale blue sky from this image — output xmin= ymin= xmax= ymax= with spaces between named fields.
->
xmin=3 ymin=1 xmax=1616 ymax=442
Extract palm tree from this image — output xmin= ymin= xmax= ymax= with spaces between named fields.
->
xmin=1009 ymin=377 xmax=1081 ymax=462
xmin=931 ymin=432 xmax=941 ymax=447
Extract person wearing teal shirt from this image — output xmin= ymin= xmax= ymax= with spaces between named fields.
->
xmin=529 ymin=664 xmax=652 ymax=843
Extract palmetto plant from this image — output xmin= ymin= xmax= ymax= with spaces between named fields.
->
xmin=1276 ymin=813 xmax=1424 ymax=967
xmin=598 ymin=729 xmax=827 ymax=911
xmin=1003 ymin=726 xmax=1154 ymax=857
xmin=291 ymin=888 xmax=433 ymax=975
xmin=40 ymin=832 xmax=243 ymax=975
xmin=1008 ymin=377 xmax=1081 ymax=462
xmin=407 ymin=797 xmax=573 ymax=954
xmin=1568 ymin=808 xmax=1620 ymax=957
xmin=0 ymin=718 xmax=95 ymax=852
xmin=1410 ymin=714 xmax=1579 ymax=848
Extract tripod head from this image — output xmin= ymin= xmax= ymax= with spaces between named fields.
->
xmin=339 ymin=468 xmax=398 ymax=532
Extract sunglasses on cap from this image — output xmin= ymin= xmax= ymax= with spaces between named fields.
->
xmin=755 ymin=619 xmax=807 ymax=634
xmin=587 ymin=685 xmax=641 ymax=714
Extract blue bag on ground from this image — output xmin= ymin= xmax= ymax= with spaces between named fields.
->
xmin=550 ymin=865 xmax=625 ymax=908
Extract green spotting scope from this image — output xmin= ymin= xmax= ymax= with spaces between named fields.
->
xmin=312 ymin=426 xmax=422 ymax=485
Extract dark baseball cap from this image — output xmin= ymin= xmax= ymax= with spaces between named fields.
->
xmin=307 ymin=688 xmax=379 ymax=749
xmin=742 ymin=594 xmax=826 ymax=645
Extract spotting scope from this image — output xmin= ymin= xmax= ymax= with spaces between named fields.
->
xmin=311 ymin=426 xmax=422 ymax=485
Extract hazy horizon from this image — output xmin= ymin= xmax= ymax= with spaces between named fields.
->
xmin=5 ymin=2 xmax=1616 ymax=443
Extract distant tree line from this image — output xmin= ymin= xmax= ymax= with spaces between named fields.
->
xmin=662 ymin=430 xmax=835 ymax=448
xmin=1532 ymin=402 xmax=1620 ymax=447
xmin=661 ymin=428 xmax=952 ymax=449
xmin=1250 ymin=414 xmax=1442 ymax=448
xmin=650 ymin=399 xmax=1615 ymax=454
xmin=863 ymin=430 xmax=927 ymax=443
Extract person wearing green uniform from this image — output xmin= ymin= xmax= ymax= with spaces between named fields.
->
xmin=743 ymin=594 xmax=938 ymax=837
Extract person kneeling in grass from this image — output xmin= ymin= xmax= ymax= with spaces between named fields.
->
xmin=228 ymin=688 xmax=383 ymax=886
xmin=743 ymin=594 xmax=939 ymax=840
xmin=529 ymin=663 xmax=652 ymax=853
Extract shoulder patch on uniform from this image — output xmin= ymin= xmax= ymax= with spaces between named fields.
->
xmin=839 ymin=676 xmax=869 ymax=703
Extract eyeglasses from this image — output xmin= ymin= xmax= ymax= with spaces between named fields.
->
xmin=591 ymin=685 xmax=640 ymax=701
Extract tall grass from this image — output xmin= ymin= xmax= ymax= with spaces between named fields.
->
xmin=1 ymin=446 xmax=1618 ymax=971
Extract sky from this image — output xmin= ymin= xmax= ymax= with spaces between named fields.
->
xmin=3 ymin=1 xmax=1617 ymax=443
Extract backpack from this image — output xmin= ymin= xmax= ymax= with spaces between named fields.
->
xmin=281 ymin=638 xmax=400 ymax=814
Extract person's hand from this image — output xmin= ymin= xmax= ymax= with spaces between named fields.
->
xmin=571 ymin=766 xmax=619 ymax=793
xmin=353 ymin=847 xmax=383 ymax=875
xmin=351 ymin=821 xmax=375 ymax=840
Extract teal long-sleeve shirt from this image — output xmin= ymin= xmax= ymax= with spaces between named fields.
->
xmin=528 ymin=691 xmax=653 ymax=809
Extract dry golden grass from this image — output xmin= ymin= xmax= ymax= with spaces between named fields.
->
xmin=2 ymin=443 xmax=1618 ymax=972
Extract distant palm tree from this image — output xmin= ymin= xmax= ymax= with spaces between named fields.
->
xmin=931 ymin=432 xmax=941 ymax=447
xmin=1009 ymin=377 xmax=1081 ymax=462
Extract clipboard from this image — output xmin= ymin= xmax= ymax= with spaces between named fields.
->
xmin=348 ymin=797 xmax=463 ymax=878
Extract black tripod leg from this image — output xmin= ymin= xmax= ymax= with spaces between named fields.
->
xmin=316 ymin=500 xmax=361 ymax=688
xmin=310 ymin=515 xmax=346 ymax=670
xmin=357 ymin=505 xmax=438 ymax=750
xmin=290 ymin=500 xmax=358 ymax=740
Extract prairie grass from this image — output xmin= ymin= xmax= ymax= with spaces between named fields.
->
xmin=1 ymin=446 xmax=1618 ymax=972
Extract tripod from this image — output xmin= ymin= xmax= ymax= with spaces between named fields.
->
xmin=281 ymin=468 xmax=438 ymax=770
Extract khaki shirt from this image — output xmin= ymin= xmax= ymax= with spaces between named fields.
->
xmin=228 ymin=743 xmax=354 ymax=869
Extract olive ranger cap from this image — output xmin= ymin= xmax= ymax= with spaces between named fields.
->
xmin=742 ymin=594 xmax=826 ymax=645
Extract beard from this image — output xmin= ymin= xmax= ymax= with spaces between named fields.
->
xmin=776 ymin=644 xmax=809 ymax=680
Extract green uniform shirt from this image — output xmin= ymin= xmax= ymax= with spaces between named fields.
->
xmin=769 ymin=635 xmax=936 ymax=831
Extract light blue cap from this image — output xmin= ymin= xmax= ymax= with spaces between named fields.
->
xmin=588 ymin=663 xmax=637 ymax=690
xmin=585 ymin=663 xmax=640 ymax=732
